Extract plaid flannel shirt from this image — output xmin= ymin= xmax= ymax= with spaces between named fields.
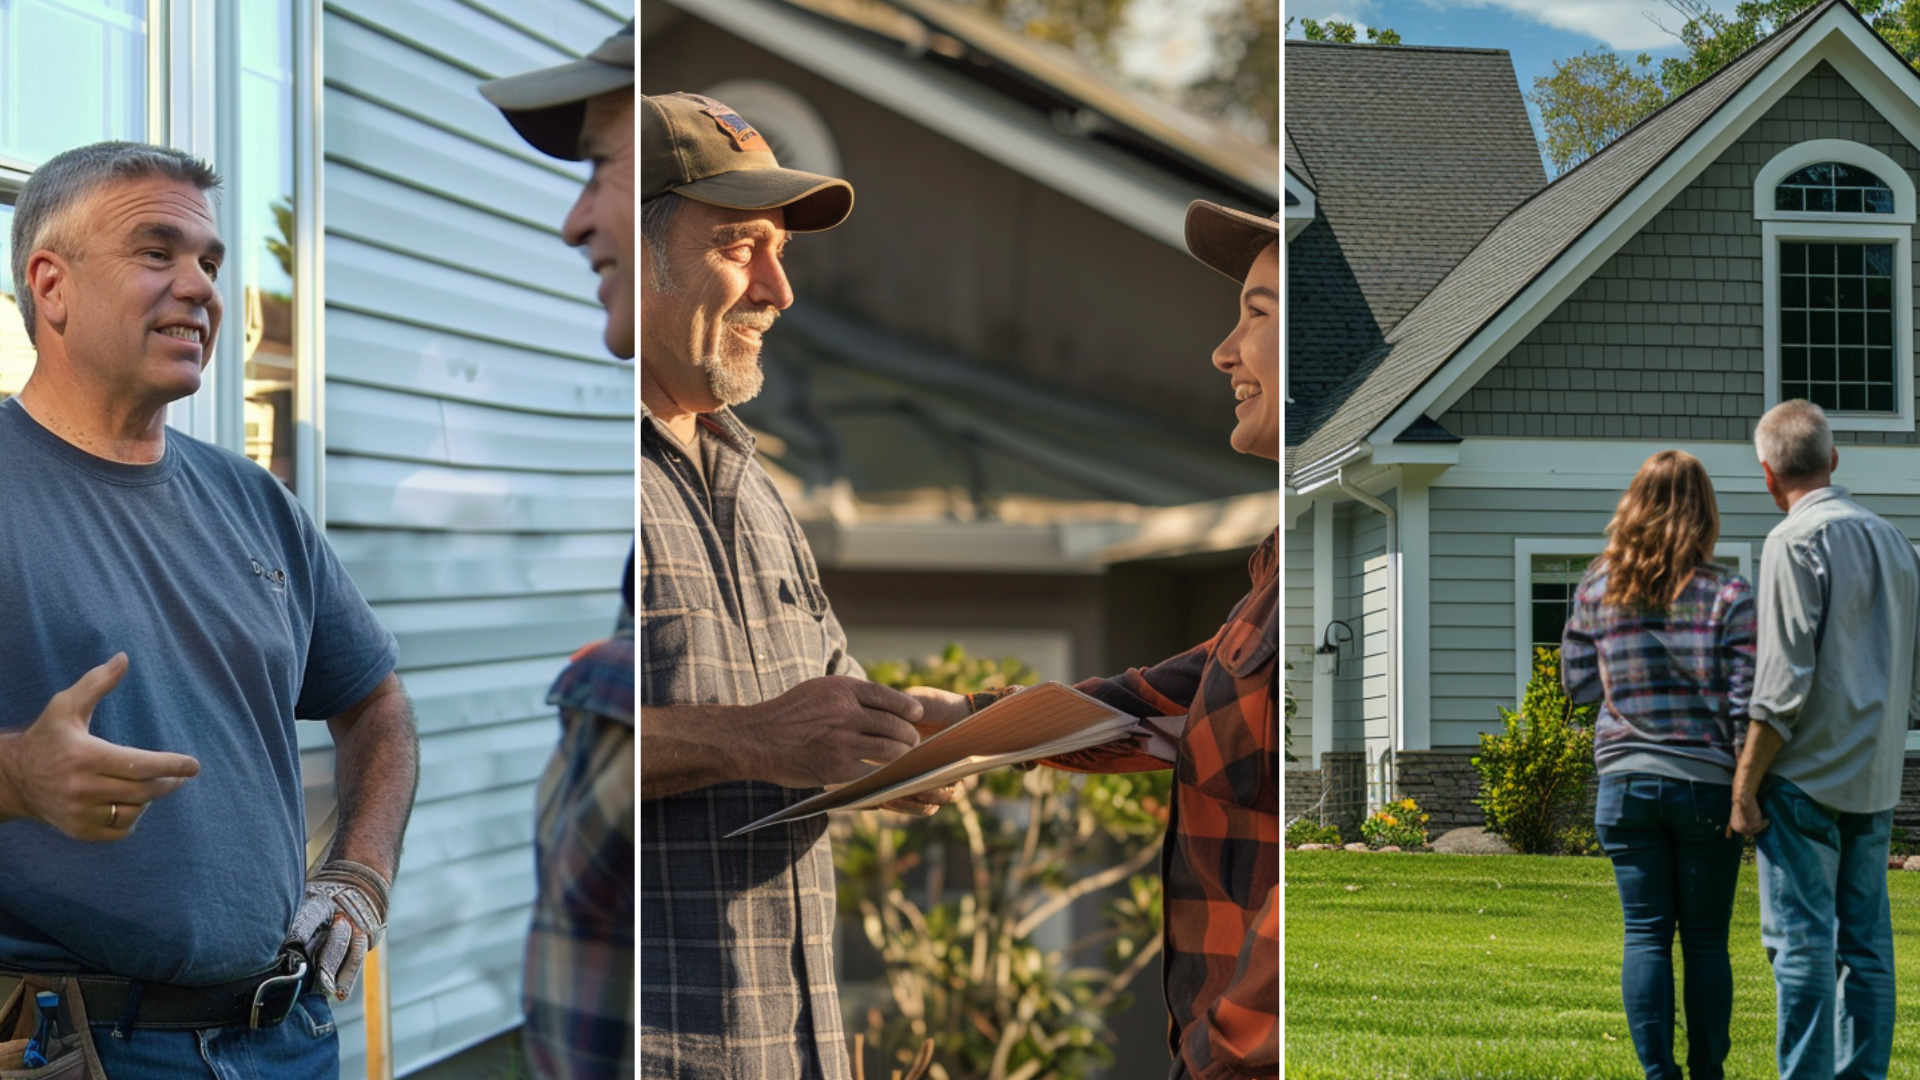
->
xmin=1560 ymin=561 xmax=1755 ymax=779
xmin=525 ymin=555 xmax=636 ymax=1080
xmin=1041 ymin=530 xmax=1280 ymax=1078
xmin=638 ymin=406 xmax=857 ymax=1080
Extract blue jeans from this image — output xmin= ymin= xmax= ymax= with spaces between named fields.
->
xmin=1595 ymin=773 xmax=1744 ymax=1080
xmin=87 ymin=991 xmax=338 ymax=1079
xmin=1756 ymin=777 xmax=1895 ymax=1080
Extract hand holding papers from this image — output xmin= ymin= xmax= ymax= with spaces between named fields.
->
xmin=727 ymin=682 xmax=1157 ymax=836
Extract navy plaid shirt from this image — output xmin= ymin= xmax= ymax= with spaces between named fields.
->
xmin=524 ymin=555 xmax=635 ymax=1080
xmin=639 ymin=406 xmax=856 ymax=1080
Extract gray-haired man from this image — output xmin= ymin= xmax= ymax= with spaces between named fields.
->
xmin=1731 ymin=399 xmax=1920 ymax=1080
xmin=0 ymin=142 xmax=417 ymax=1077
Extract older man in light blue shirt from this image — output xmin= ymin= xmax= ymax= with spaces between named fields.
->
xmin=1732 ymin=399 xmax=1920 ymax=1080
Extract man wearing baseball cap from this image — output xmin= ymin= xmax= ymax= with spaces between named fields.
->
xmin=634 ymin=91 xmax=963 ymax=1080
xmin=479 ymin=20 xmax=636 ymax=1080
xmin=903 ymin=202 xmax=1281 ymax=1077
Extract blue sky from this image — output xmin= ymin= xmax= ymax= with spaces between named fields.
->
xmin=1283 ymin=0 xmax=1742 ymax=143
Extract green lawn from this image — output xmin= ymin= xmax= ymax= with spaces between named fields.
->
xmin=1286 ymin=852 xmax=1920 ymax=1079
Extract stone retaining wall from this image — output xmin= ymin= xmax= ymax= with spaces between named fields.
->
xmin=1393 ymin=749 xmax=1484 ymax=836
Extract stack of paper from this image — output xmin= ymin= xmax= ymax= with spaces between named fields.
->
xmin=726 ymin=681 xmax=1143 ymax=836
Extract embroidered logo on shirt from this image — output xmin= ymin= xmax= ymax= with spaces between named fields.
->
xmin=250 ymin=557 xmax=289 ymax=592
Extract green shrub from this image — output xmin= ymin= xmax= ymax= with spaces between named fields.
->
xmin=1360 ymin=797 xmax=1429 ymax=850
xmin=1555 ymin=824 xmax=1602 ymax=857
xmin=1473 ymin=647 xmax=1597 ymax=855
xmin=1286 ymin=818 xmax=1342 ymax=847
xmin=840 ymin=645 xmax=1168 ymax=1080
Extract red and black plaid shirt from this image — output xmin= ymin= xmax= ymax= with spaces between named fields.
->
xmin=1043 ymin=530 xmax=1279 ymax=1078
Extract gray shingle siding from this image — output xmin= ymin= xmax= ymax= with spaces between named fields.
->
xmin=1442 ymin=63 xmax=1920 ymax=443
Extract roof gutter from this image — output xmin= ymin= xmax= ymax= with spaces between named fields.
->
xmin=1337 ymin=465 xmax=1399 ymax=808
xmin=1288 ymin=441 xmax=1372 ymax=495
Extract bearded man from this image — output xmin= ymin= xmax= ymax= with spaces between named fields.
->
xmin=635 ymin=92 xmax=957 ymax=1080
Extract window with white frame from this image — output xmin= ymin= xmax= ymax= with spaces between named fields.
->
xmin=1513 ymin=538 xmax=1753 ymax=699
xmin=1756 ymin=140 xmax=1918 ymax=432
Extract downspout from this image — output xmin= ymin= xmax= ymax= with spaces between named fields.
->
xmin=1337 ymin=468 xmax=1399 ymax=810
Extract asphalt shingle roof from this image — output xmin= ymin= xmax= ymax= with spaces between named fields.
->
xmin=1285 ymin=41 xmax=1543 ymax=450
xmin=1287 ymin=0 xmax=1840 ymax=479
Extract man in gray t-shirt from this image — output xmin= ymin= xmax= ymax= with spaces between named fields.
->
xmin=0 ymin=142 xmax=417 ymax=1078
xmin=1733 ymin=399 xmax=1920 ymax=1080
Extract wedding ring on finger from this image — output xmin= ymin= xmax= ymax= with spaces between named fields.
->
xmin=108 ymin=802 xmax=119 ymax=829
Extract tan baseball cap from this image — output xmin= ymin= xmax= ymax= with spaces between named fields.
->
xmin=1186 ymin=201 xmax=1280 ymax=283
xmin=643 ymin=92 xmax=854 ymax=233
xmin=479 ymin=21 xmax=634 ymax=161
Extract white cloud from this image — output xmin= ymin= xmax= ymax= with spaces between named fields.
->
xmin=1447 ymin=0 xmax=1732 ymax=52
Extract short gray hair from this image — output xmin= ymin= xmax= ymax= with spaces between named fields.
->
xmin=12 ymin=142 xmax=221 ymax=345
xmin=640 ymin=192 xmax=684 ymax=294
xmin=1755 ymin=399 xmax=1835 ymax=481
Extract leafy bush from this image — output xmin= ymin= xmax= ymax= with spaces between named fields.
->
xmin=1286 ymin=818 xmax=1342 ymax=847
xmin=1360 ymin=798 xmax=1429 ymax=850
xmin=1555 ymin=824 xmax=1602 ymax=857
xmin=1473 ymin=647 xmax=1597 ymax=855
xmin=840 ymin=645 xmax=1170 ymax=1080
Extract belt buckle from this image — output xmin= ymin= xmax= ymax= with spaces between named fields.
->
xmin=249 ymin=958 xmax=307 ymax=1029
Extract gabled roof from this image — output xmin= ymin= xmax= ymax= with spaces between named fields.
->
xmin=1286 ymin=41 xmax=1543 ymax=449
xmin=1288 ymin=0 xmax=1850 ymax=479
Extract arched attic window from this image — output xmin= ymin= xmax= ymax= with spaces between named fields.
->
xmin=1755 ymin=140 xmax=1917 ymax=431
xmin=1774 ymin=162 xmax=1897 ymax=214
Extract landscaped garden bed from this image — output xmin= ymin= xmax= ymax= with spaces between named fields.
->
xmin=1286 ymin=851 xmax=1920 ymax=1079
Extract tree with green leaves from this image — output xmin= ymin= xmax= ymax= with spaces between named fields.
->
xmin=1186 ymin=0 xmax=1282 ymax=145
xmin=1297 ymin=17 xmax=1401 ymax=44
xmin=1540 ymin=0 xmax=1920 ymax=176
xmin=1532 ymin=50 xmax=1667 ymax=175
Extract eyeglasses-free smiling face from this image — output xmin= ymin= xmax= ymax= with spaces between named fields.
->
xmin=1214 ymin=241 xmax=1279 ymax=461
xmin=565 ymin=91 xmax=636 ymax=360
xmin=640 ymin=199 xmax=794 ymax=413
xmin=33 ymin=175 xmax=225 ymax=408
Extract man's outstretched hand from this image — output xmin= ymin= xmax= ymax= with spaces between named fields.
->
xmin=743 ymin=676 xmax=926 ymax=789
xmin=0 ymin=653 xmax=201 ymax=841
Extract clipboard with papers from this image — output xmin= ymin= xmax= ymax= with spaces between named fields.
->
xmin=725 ymin=681 xmax=1179 ymax=837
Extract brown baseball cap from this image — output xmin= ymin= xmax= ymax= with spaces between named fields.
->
xmin=479 ymin=21 xmax=634 ymax=161
xmin=1186 ymin=201 xmax=1280 ymax=283
xmin=643 ymin=92 xmax=854 ymax=233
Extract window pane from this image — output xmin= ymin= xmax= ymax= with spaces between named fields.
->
xmin=1783 ymin=310 xmax=1807 ymax=342
xmin=238 ymin=1 xmax=298 ymax=490
xmin=1869 ymin=350 xmax=1894 ymax=384
xmin=1783 ymin=242 xmax=1807 ymax=273
xmin=1811 ymin=276 xmax=1836 ymax=308
xmin=1778 ymin=187 xmax=1802 ymax=212
xmin=1841 ymin=347 xmax=1865 ymax=381
xmin=1841 ymin=384 xmax=1867 ymax=411
xmin=1870 ymin=384 xmax=1896 ymax=412
xmin=1868 ymin=188 xmax=1895 ymax=213
xmin=1838 ymin=188 xmax=1864 ymax=213
xmin=1839 ymin=277 xmax=1864 ymax=310
xmin=1784 ymin=346 xmax=1809 ymax=380
xmin=1839 ymin=245 xmax=1864 ymax=275
xmin=1812 ymin=312 xmax=1836 ymax=344
xmin=1812 ymin=348 xmax=1836 ymax=380
xmin=1868 ymin=276 xmax=1892 ymax=310
xmin=1783 ymin=381 xmax=1810 ymax=400
xmin=0 ymin=2 xmax=147 ymax=163
xmin=1812 ymin=384 xmax=1841 ymax=409
xmin=1840 ymin=313 xmax=1865 ymax=346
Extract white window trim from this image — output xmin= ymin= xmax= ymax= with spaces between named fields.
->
xmin=1513 ymin=537 xmax=1753 ymax=701
xmin=1761 ymin=220 xmax=1914 ymax=432
xmin=1756 ymin=142 xmax=1917 ymax=433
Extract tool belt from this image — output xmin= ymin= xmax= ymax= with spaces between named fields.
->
xmin=0 ymin=949 xmax=313 ymax=1035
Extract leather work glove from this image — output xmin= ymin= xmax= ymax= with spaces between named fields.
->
xmin=284 ymin=859 xmax=391 ymax=1002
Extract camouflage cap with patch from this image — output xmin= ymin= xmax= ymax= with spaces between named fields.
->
xmin=643 ymin=92 xmax=854 ymax=233
xmin=479 ymin=21 xmax=634 ymax=161
xmin=1185 ymin=201 xmax=1280 ymax=283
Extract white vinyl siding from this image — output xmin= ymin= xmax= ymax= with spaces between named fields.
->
xmin=306 ymin=2 xmax=631 ymax=1076
xmin=1335 ymin=501 xmax=1389 ymax=754
xmin=1285 ymin=512 xmax=1316 ymax=761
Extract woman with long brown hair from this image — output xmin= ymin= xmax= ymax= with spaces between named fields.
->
xmin=1561 ymin=450 xmax=1755 ymax=1080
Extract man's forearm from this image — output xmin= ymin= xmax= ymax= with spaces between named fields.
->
xmin=1734 ymin=720 xmax=1787 ymax=801
xmin=326 ymin=675 xmax=420 ymax=882
xmin=640 ymin=703 xmax=753 ymax=799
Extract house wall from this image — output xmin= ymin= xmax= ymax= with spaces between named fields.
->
xmin=1285 ymin=511 xmax=1316 ymax=761
xmin=1334 ymin=500 xmax=1389 ymax=754
xmin=639 ymin=8 xmax=1243 ymax=431
xmin=1442 ymin=62 xmax=1920 ymax=444
xmin=313 ymin=3 xmax=633 ymax=1074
